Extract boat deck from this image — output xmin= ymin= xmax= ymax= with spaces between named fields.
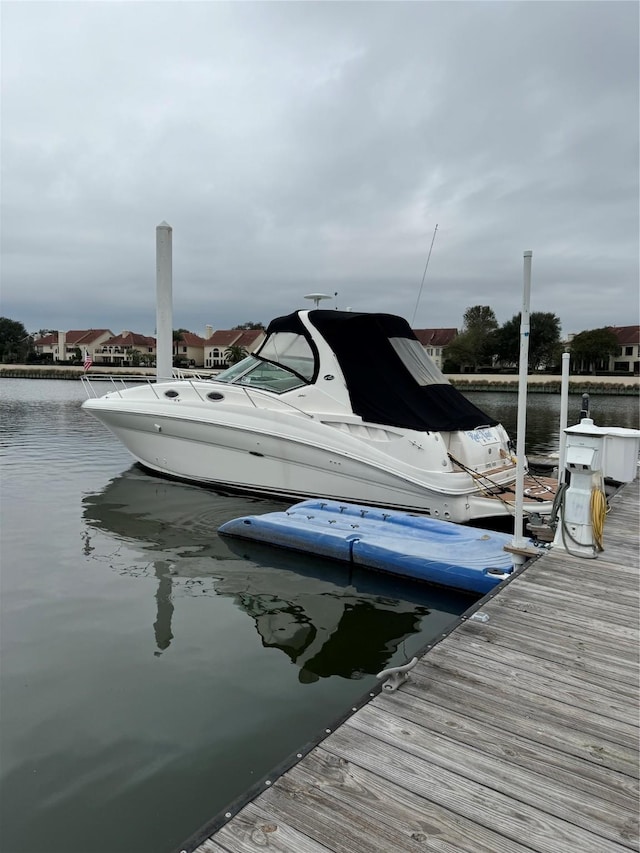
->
xmin=183 ymin=479 xmax=639 ymax=853
xmin=482 ymin=471 xmax=558 ymax=504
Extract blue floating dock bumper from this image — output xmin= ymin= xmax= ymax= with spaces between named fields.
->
xmin=219 ymin=500 xmax=530 ymax=595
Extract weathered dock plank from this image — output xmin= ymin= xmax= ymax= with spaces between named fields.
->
xmin=186 ymin=479 xmax=639 ymax=853
xmin=444 ymin=623 xmax=639 ymax=696
xmin=496 ymin=582 xmax=638 ymax=627
xmin=408 ymin=655 xmax=637 ymax=752
xmin=342 ymin=705 xmax=636 ymax=848
xmin=202 ymin=801 xmax=331 ymax=852
xmin=403 ymin=666 xmax=638 ymax=779
xmin=490 ymin=599 xmax=640 ymax=663
xmin=366 ymin=692 xmax=638 ymax=810
xmin=435 ymin=641 xmax=637 ymax=725
xmin=284 ymin=749 xmax=534 ymax=853
xmin=321 ymin=725 xmax=633 ymax=853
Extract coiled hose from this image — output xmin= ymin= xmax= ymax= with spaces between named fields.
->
xmin=590 ymin=486 xmax=608 ymax=552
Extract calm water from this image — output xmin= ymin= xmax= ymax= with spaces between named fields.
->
xmin=468 ymin=390 xmax=639 ymax=455
xmin=1 ymin=380 xmax=637 ymax=853
xmin=0 ymin=380 xmax=465 ymax=853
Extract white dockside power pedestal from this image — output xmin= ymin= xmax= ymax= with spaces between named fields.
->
xmin=554 ymin=418 xmax=640 ymax=558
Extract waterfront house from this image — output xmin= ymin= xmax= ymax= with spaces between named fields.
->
xmin=412 ymin=328 xmax=458 ymax=370
xmin=96 ymin=332 xmax=157 ymax=366
xmin=566 ymin=325 xmax=640 ymax=375
xmin=204 ymin=329 xmax=265 ymax=369
xmin=34 ymin=330 xmax=113 ymax=363
xmin=173 ymin=331 xmax=207 ymax=367
xmin=609 ymin=326 xmax=640 ymax=374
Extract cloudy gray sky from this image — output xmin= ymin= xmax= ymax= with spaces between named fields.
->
xmin=2 ymin=1 xmax=638 ymax=339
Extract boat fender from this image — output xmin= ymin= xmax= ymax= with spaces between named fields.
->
xmin=376 ymin=657 xmax=418 ymax=693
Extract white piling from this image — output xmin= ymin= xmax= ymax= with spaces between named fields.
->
xmin=57 ymin=330 xmax=66 ymax=363
xmin=156 ymin=221 xmax=173 ymax=382
xmin=511 ymin=251 xmax=532 ymax=558
xmin=557 ymin=351 xmax=571 ymax=483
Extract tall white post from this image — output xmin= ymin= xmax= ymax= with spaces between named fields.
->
xmin=156 ymin=221 xmax=173 ymax=382
xmin=557 ymin=351 xmax=571 ymax=483
xmin=57 ymin=330 xmax=66 ymax=363
xmin=511 ymin=251 xmax=532 ymax=556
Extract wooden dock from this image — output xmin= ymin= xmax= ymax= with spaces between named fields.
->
xmin=184 ymin=479 xmax=639 ymax=853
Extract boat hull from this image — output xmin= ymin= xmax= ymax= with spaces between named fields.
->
xmin=84 ymin=400 xmax=554 ymax=524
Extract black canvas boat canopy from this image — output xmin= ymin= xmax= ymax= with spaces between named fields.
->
xmin=262 ymin=310 xmax=497 ymax=433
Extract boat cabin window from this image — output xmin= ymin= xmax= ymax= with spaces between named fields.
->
xmin=216 ymin=355 xmax=308 ymax=393
xmin=389 ymin=338 xmax=448 ymax=386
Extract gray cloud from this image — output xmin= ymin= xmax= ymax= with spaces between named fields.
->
xmin=2 ymin=1 xmax=637 ymax=337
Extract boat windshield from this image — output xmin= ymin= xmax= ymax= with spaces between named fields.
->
xmin=257 ymin=331 xmax=315 ymax=381
xmin=216 ymin=354 xmax=309 ymax=393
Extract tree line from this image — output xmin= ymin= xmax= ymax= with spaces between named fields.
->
xmin=443 ymin=306 xmax=620 ymax=374
xmin=0 ymin=313 xmax=623 ymax=373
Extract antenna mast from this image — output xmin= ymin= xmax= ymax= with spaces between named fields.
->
xmin=304 ymin=293 xmax=332 ymax=309
xmin=411 ymin=223 xmax=438 ymax=326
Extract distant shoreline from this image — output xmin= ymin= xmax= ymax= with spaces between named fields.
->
xmin=448 ymin=374 xmax=639 ymax=395
xmin=0 ymin=363 xmax=638 ymax=394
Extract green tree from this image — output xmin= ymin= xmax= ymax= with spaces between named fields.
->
xmin=233 ymin=322 xmax=265 ymax=330
xmin=0 ymin=317 xmax=32 ymax=363
xmin=547 ymin=340 xmax=568 ymax=374
xmin=493 ymin=312 xmax=561 ymax=371
xmin=172 ymin=328 xmax=191 ymax=349
xmin=224 ymin=344 xmax=249 ymax=364
xmin=569 ymin=328 xmax=619 ymax=374
xmin=442 ymin=334 xmax=476 ymax=373
xmin=443 ymin=305 xmax=497 ymax=372
xmin=126 ymin=348 xmax=142 ymax=367
xmin=172 ymin=329 xmax=194 ymax=363
xmin=463 ymin=305 xmax=498 ymax=335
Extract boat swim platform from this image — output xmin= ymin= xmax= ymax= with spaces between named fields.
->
xmin=219 ymin=501 xmax=522 ymax=595
xmin=180 ymin=479 xmax=639 ymax=853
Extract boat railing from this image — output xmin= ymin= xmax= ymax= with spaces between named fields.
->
xmin=81 ymin=368 xmax=219 ymax=400
xmin=80 ymin=371 xmax=315 ymax=416
xmin=172 ymin=368 xmax=220 ymax=381
xmin=81 ymin=374 xmax=162 ymax=399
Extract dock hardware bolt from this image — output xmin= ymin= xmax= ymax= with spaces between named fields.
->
xmin=470 ymin=612 xmax=490 ymax=623
xmin=376 ymin=657 xmax=418 ymax=692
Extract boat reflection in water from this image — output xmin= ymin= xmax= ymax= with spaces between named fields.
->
xmin=82 ymin=467 xmax=473 ymax=680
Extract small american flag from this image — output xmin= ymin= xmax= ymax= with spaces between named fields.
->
xmin=83 ymin=350 xmax=92 ymax=371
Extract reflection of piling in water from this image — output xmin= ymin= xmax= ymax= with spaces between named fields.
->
xmin=82 ymin=468 xmax=469 ymax=675
xmin=153 ymin=562 xmax=174 ymax=655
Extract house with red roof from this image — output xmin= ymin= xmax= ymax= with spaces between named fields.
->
xmin=412 ymin=328 xmax=458 ymax=370
xmin=34 ymin=330 xmax=113 ymax=363
xmin=204 ymin=328 xmax=266 ymax=369
xmin=609 ymin=326 xmax=640 ymax=374
xmin=173 ymin=331 xmax=207 ymax=367
xmin=95 ymin=332 xmax=157 ymax=366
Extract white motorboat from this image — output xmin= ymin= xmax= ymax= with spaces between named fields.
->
xmin=82 ymin=309 xmax=556 ymax=524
